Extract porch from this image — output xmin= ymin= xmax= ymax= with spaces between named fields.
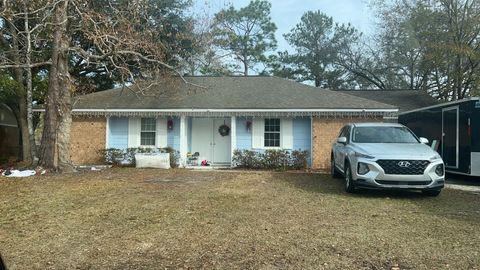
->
xmin=104 ymin=114 xmax=313 ymax=168
xmin=106 ymin=115 xmax=239 ymax=167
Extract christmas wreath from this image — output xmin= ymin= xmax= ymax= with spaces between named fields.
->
xmin=218 ymin=124 xmax=230 ymax=136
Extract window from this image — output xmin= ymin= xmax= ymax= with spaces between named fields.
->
xmin=264 ymin=118 xmax=280 ymax=147
xmin=140 ymin=118 xmax=156 ymax=146
xmin=352 ymin=126 xmax=419 ymax=143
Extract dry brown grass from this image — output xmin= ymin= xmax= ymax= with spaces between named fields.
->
xmin=0 ymin=168 xmax=479 ymax=269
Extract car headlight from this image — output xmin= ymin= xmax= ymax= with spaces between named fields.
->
xmin=430 ymin=153 xmax=442 ymax=162
xmin=354 ymin=152 xmax=375 ymax=159
xmin=357 ymin=162 xmax=370 ymax=175
xmin=435 ymin=164 xmax=444 ymax=176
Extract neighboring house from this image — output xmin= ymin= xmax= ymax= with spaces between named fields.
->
xmin=38 ymin=76 xmax=398 ymax=170
xmin=0 ymin=103 xmax=20 ymax=161
xmin=335 ymin=89 xmax=439 ymax=121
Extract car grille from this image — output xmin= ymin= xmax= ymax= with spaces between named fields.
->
xmin=376 ymin=180 xmax=432 ymax=186
xmin=376 ymin=160 xmax=430 ymax=175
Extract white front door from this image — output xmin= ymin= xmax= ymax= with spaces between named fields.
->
xmin=191 ymin=118 xmax=214 ymax=162
xmin=213 ymin=118 xmax=231 ymax=164
xmin=191 ymin=118 xmax=231 ymax=164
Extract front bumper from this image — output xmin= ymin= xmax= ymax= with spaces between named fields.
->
xmin=351 ymin=158 xmax=445 ymax=190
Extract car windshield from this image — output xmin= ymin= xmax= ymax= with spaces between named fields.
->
xmin=352 ymin=126 xmax=419 ymax=143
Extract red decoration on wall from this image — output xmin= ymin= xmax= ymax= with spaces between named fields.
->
xmin=167 ymin=119 xmax=174 ymax=130
xmin=246 ymin=120 xmax=252 ymax=132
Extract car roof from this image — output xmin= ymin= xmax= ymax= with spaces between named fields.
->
xmin=349 ymin=122 xmax=405 ymax=128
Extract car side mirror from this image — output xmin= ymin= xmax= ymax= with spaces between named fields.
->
xmin=419 ymin=137 xmax=429 ymax=144
xmin=337 ymin=137 xmax=347 ymax=144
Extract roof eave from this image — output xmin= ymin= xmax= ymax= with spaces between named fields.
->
xmin=33 ymin=108 xmax=398 ymax=118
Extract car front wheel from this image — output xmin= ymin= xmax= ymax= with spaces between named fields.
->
xmin=344 ymin=162 xmax=356 ymax=193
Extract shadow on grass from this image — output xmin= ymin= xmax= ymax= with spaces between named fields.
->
xmin=283 ymin=172 xmax=431 ymax=200
xmin=446 ymin=172 xmax=480 ymax=186
xmin=283 ymin=172 xmax=480 ymax=223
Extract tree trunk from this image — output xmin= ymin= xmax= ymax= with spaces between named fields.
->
xmin=243 ymin=50 xmax=248 ymax=76
xmin=38 ymin=0 xmax=74 ymax=172
xmin=314 ymin=76 xmax=321 ymax=87
xmin=23 ymin=1 xmax=38 ymax=163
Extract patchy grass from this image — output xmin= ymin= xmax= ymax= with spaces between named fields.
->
xmin=0 ymin=169 xmax=479 ymax=269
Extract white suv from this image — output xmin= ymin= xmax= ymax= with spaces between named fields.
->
xmin=331 ymin=123 xmax=445 ymax=196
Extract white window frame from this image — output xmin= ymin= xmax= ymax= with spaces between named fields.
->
xmin=264 ymin=118 xmax=281 ymax=148
xmin=140 ymin=118 xmax=156 ymax=147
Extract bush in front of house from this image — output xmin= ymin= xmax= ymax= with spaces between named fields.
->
xmin=232 ymin=149 xmax=309 ymax=170
xmin=262 ymin=149 xmax=290 ymax=170
xmin=99 ymin=147 xmax=180 ymax=168
xmin=99 ymin=148 xmax=125 ymax=165
xmin=290 ymin=150 xmax=309 ymax=170
xmin=232 ymin=149 xmax=262 ymax=169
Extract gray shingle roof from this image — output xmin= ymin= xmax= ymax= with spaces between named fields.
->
xmin=72 ymin=76 xmax=397 ymax=111
xmin=335 ymin=89 xmax=438 ymax=112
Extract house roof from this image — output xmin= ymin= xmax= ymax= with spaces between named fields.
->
xmin=72 ymin=77 xmax=396 ymax=113
xmin=334 ymin=89 xmax=439 ymax=113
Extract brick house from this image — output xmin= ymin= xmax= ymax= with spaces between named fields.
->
xmin=48 ymin=76 xmax=401 ymax=170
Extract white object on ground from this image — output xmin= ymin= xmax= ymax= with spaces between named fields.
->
xmin=91 ymin=167 xmax=101 ymax=171
xmin=4 ymin=170 xmax=36 ymax=177
xmin=135 ymin=153 xmax=170 ymax=169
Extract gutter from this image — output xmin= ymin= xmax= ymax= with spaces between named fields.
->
xmin=33 ymin=108 xmax=399 ymax=113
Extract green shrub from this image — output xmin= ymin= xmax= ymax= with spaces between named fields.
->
xmin=232 ymin=149 xmax=261 ymax=168
xmin=162 ymin=146 xmax=180 ymax=168
xmin=290 ymin=150 xmax=309 ymax=170
xmin=263 ymin=149 xmax=289 ymax=170
xmin=99 ymin=148 xmax=125 ymax=165
xmin=100 ymin=147 xmax=180 ymax=168
xmin=232 ymin=149 xmax=309 ymax=170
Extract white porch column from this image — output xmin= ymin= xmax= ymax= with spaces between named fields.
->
xmin=179 ymin=115 xmax=188 ymax=167
xmin=230 ymin=116 xmax=236 ymax=167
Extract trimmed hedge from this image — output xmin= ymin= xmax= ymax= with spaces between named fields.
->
xmin=232 ymin=149 xmax=309 ymax=170
xmin=98 ymin=147 xmax=180 ymax=168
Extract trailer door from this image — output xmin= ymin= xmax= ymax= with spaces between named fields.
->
xmin=442 ymin=106 xmax=459 ymax=169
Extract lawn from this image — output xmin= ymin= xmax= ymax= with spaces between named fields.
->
xmin=0 ymin=169 xmax=479 ymax=269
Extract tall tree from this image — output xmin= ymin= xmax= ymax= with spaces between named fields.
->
xmin=353 ymin=0 xmax=480 ymax=99
xmin=178 ymin=10 xmax=230 ymax=76
xmin=212 ymin=0 xmax=277 ymax=76
xmin=1 ymin=0 xmax=184 ymax=171
xmin=69 ymin=0 xmax=194 ymax=94
xmin=280 ymin=11 xmax=361 ymax=88
xmin=0 ymin=1 xmax=50 ymax=164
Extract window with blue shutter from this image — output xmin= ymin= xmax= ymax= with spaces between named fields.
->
xmin=140 ymin=118 xmax=156 ymax=146
xmin=264 ymin=118 xmax=280 ymax=147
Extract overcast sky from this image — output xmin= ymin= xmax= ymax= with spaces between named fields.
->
xmin=191 ymin=0 xmax=376 ymax=52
